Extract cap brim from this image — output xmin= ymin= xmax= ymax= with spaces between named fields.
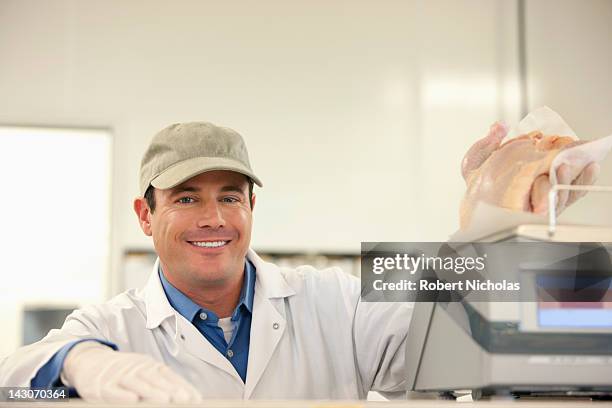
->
xmin=150 ymin=156 xmax=263 ymax=191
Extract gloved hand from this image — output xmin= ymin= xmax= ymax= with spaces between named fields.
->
xmin=531 ymin=161 xmax=600 ymax=214
xmin=60 ymin=341 xmax=202 ymax=403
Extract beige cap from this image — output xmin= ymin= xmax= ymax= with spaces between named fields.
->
xmin=139 ymin=122 xmax=263 ymax=195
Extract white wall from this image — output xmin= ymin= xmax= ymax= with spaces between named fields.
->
xmin=0 ymin=0 xmax=524 ymax=297
xmin=1 ymin=0 xmax=609 ymax=306
xmin=525 ymin=0 xmax=612 ymax=225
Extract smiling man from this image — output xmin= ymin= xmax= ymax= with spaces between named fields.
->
xmin=0 ymin=122 xmax=412 ymax=402
xmin=136 ymin=171 xmax=255 ymax=317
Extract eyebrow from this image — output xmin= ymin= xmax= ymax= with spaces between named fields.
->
xmin=219 ymin=185 xmax=247 ymax=195
xmin=170 ymin=186 xmax=198 ymax=195
xmin=169 ymin=185 xmax=246 ymax=196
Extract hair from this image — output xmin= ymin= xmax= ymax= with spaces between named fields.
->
xmin=144 ymin=177 xmax=254 ymax=214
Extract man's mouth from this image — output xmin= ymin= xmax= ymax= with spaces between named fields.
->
xmin=188 ymin=240 xmax=230 ymax=248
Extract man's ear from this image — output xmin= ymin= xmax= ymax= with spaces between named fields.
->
xmin=134 ymin=197 xmax=153 ymax=236
xmin=250 ymin=193 xmax=256 ymax=212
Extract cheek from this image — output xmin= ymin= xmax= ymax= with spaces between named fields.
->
xmin=151 ymin=211 xmax=187 ymax=246
xmin=230 ymin=208 xmax=253 ymax=236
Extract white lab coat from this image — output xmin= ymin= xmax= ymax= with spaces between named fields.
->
xmin=0 ymin=249 xmax=413 ymax=399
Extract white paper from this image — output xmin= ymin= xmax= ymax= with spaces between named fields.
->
xmin=504 ymin=106 xmax=577 ymax=141
xmin=450 ymin=202 xmax=549 ymax=242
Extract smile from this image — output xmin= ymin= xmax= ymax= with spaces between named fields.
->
xmin=188 ymin=240 xmax=230 ymax=248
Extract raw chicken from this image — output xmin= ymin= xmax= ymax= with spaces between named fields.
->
xmin=460 ymin=123 xmax=600 ymax=229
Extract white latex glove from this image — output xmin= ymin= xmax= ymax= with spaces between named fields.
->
xmin=530 ymin=161 xmax=600 ymax=214
xmin=61 ymin=341 xmax=202 ymax=403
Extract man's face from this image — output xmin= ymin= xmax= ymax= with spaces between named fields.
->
xmin=135 ymin=170 xmax=254 ymax=288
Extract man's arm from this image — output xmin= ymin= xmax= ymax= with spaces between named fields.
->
xmin=0 ymin=304 xmax=201 ymax=403
xmin=0 ymin=305 xmax=111 ymax=387
xmin=321 ymin=267 xmax=413 ymax=397
xmin=353 ymin=300 xmax=413 ymax=396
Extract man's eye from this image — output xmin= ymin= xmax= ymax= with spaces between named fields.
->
xmin=177 ymin=197 xmax=195 ymax=204
xmin=221 ymin=196 xmax=239 ymax=203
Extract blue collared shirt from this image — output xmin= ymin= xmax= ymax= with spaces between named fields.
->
xmin=159 ymin=260 xmax=256 ymax=383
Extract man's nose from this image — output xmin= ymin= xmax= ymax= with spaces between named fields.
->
xmin=196 ymin=201 xmax=225 ymax=229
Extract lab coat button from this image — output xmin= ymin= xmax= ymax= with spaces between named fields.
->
xmin=272 ymin=323 xmax=280 ymax=330
xmin=180 ymin=334 xmax=185 ymax=340
xmin=227 ymin=349 xmax=234 ymax=358
xmin=199 ymin=312 xmax=208 ymax=321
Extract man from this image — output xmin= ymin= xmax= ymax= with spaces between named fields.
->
xmin=0 ymin=122 xmax=412 ymax=402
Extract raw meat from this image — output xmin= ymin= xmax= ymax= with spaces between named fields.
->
xmin=460 ymin=123 xmax=600 ymax=229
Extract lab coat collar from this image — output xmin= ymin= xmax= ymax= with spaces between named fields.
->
xmin=246 ymin=248 xmax=296 ymax=299
xmin=143 ymin=248 xmax=296 ymax=329
xmin=144 ymin=258 xmax=175 ymax=329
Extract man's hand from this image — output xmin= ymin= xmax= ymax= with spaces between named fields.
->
xmin=531 ymin=161 xmax=600 ymax=214
xmin=61 ymin=341 xmax=202 ymax=403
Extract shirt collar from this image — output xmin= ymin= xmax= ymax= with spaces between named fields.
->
xmin=158 ymin=260 xmax=256 ymax=323
xmin=236 ymin=259 xmax=256 ymax=314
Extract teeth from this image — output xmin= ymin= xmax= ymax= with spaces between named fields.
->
xmin=191 ymin=240 xmax=228 ymax=248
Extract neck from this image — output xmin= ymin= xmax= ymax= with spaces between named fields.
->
xmin=162 ymin=264 xmax=245 ymax=319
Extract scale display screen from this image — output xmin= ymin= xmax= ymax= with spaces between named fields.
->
xmin=536 ymin=276 xmax=612 ymax=328
xmin=538 ymin=305 xmax=612 ymax=328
